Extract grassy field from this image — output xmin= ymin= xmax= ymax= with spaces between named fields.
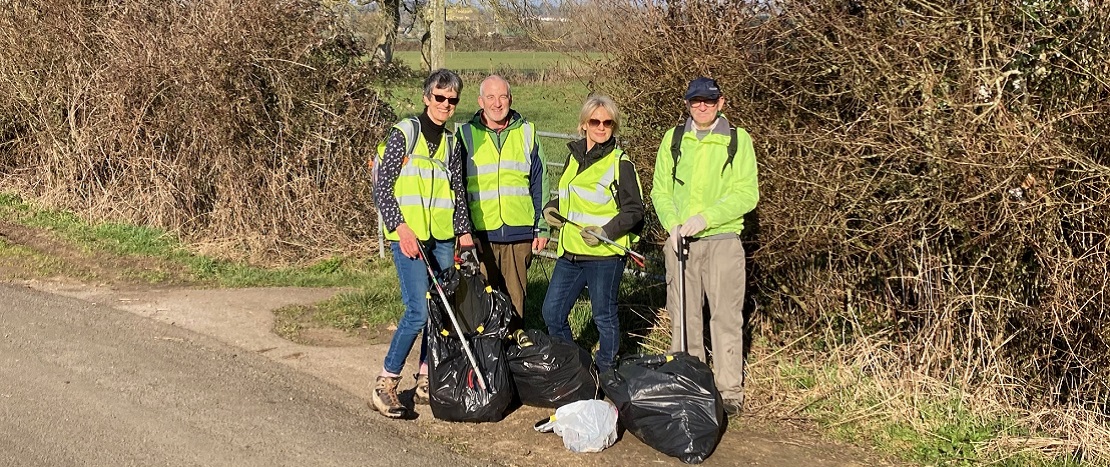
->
xmin=393 ymin=50 xmax=597 ymax=76
xmin=379 ymin=76 xmax=588 ymax=137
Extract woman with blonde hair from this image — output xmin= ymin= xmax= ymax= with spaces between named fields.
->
xmin=539 ymin=95 xmax=645 ymax=372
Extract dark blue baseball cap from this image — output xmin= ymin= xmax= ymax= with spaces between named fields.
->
xmin=684 ymin=77 xmax=721 ymax=100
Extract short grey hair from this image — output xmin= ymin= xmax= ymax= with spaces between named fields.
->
xmin=478 ymin=75 xmax=511 ymax=98
xmin=423 ymin=69 xmax=463 ymax=97
xmin=578 ymin=94 xmax=621 ymax=136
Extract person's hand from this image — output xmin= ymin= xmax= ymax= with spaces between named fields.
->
xmin=542 ymin=207 xmax=563 ymax=229
xmin=581 ymin=226 xmax=605 ymax=247
xmin=531 ymin=236 xmax=549 ymax=253
xmin=457 ymin=233 xmax=474 ymax=249
xmin=396 ymin=223 xmax=420 ymax=259
xmin=678 ymin=214 xmax=707 ymax=237
xmin=666 ymin=225 xmax=681 ymax=253
xmin=458 ymin=245 xmax=480 ymax=275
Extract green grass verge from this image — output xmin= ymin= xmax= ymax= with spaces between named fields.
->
xmin=0 ymin=193 xmax=388 ymax=289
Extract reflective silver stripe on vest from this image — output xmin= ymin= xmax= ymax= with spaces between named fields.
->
xmin=397 ymin=118 xmax=419 ymax=156
xmin=522 ymin=122 xmax=534 ymax=162
xmin=499 ymin=160 xmax=530 ymax=173
xmin=568 ymin=159 xmax=618 ymax=205
xmin=461 ymin=124 xmax=477 ymax=175
xmin=469 ymin=162 xmax=499 ymax=176
xmin=467 ymin=185 xmax=530 ymax=202
xmin=408 ymin=155 xmax=448 ymax=171
xmin=567 ymin=211 xmax=611 ymax=226
xmin=568 ymin=184 xmax=613 ymax=205
xmin=396 ymin=195 xmax=454 ymax=209
xmin=399 ymin=165 xmax=442 ymax=179
xmin=461 ymin=122 xmax=532 ymax=171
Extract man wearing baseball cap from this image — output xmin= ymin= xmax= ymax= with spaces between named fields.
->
xmin=650 ymin=76 xmax=759 ymax=416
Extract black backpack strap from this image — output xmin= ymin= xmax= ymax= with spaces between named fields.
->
xmin=669 ymin=123 xmax=686 ymax=185
xmin=723 ymin=126 xmax=738 ymax=174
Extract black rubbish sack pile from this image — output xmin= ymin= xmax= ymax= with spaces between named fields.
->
xmin=507 ymin=329 xmax=599 ymax=408
xmin=426 ymin=265 xmax=514 ymax=422
xmin=601 ymin=352 xmax=726 ymax=464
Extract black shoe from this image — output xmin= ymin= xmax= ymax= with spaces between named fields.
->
xmin=722 ymin=398 xmax=743 ymax=416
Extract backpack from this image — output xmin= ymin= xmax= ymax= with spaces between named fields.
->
xmin=370 ymin=117 xmax=455 ymax=201
xmin=668 ymin=123 xmax=739 ymax=186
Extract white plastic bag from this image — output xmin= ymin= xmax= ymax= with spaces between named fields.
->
xmin=534 ymin=399 xmax=618 ymax=453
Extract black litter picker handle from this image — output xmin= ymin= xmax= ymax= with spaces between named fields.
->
xmin=548 ymin=210 xmax=647 ymax=268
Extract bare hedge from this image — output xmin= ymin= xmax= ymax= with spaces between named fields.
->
xmin=583 ymin=0 xmax=1110 ymax=412
xmin=0 ymin=0 xmax=393 ymax=261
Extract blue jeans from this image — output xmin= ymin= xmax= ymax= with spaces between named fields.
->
xmin=541 ymin=256 xmax=625 ymax=372
xmin=383 ymin=239 xmax=455 ymax=375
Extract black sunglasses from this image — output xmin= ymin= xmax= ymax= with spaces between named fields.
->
xmin=588 ymin=118 xmax=614 ymax=128
xmin=430 ymin=94 xmax=460 ymax=105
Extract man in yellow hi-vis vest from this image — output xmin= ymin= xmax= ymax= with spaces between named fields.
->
xmin=369 ymin=69 xmax=475 ymax=419
xmin=651 ymin=77 xmax=759 ymax=417
xmin=457 ymin=75 xmax=548 ymax=317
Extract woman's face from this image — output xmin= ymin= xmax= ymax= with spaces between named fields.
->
xmin=581 ymin=106 xmax=614 ymax=147
xmin=422 ymin=86 xmax=459 ymax=125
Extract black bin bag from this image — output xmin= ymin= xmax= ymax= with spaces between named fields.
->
xmin=506 ymin=329 xmax=598 ymax=408
xmin=426 ymin=265 xmax=515 ymax=422
xmin=600 ymin=352 xmax=725 ymax=464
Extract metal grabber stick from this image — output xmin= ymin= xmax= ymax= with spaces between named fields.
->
xmin=548 ymin=210 xmax=647 ymax=268
xmin=677 ymin=234 xmax=690 ymax=352
xmin=417 ymin=243 xmax=488 ymax=391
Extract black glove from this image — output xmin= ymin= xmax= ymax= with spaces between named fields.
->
xmin=458 ymin=246 xmax=480 ymax=275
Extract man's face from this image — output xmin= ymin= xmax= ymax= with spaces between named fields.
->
xmin=478 ymin=78 xmax=512 ymax=125
xmin=688 ymin=96 xmax=724 ymax=128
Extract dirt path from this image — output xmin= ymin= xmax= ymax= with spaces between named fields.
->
xmin=4 ymin=279 xmax=891 ymax=467
xmin=1 ymin=221 xmax=897 ymax=466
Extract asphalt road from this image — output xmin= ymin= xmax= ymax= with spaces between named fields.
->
xmin=0 ymin=284 xmax=482 ymax=467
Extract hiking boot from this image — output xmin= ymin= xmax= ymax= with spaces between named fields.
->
xmin=370 ymin=376 xmax=405 ymax=418
xmin=413 ymin=373 xmax=430 ymax=405
xmin=722 ymin=398 xmax=744 ymax=416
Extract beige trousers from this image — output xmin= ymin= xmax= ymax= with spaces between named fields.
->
xmin=665 ymin=235 xmax=747 ymax=400
xmin=476 ymin=239 xmax=534 ymax=317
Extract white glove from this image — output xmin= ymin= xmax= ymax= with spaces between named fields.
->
xmin=666 ymin=225 xmax=681 ymax=253
xmin=678 ymin=214 xmax=707 ymax=237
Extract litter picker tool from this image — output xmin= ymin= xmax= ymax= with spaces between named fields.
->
xmin=677 ymin=234 xmax=690 ymax=352
xmin=418 ymin=244 xmax=489 ymax=391
xmin=549 ymin=211 xmax=647 ymax=268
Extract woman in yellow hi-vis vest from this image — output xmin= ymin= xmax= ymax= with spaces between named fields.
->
xmin=370 ymin=69 xmax=475 ymax=418
xmin=540 ymin=95 xmax=644 ymax=373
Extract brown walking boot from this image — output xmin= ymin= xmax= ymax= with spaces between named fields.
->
xmin=413 ymin=373 xmax=430 ymax=405
xmin=370 ymin=376 xmax=405 ymax=418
